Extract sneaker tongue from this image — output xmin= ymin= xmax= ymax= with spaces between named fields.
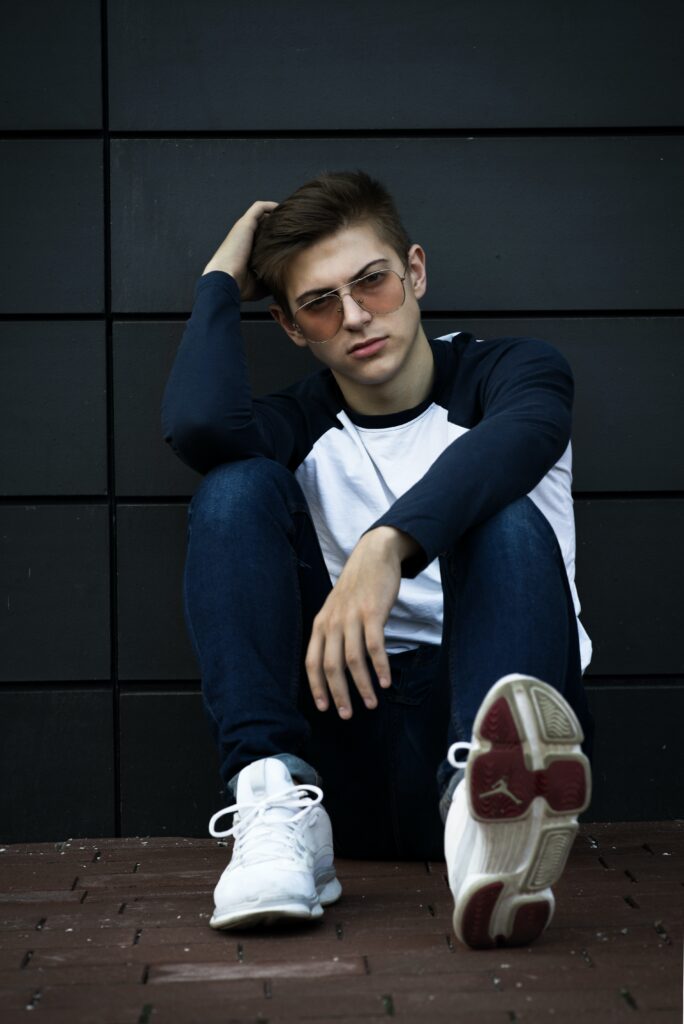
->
xmin=237 ymin=758 xmax=299 ymax=821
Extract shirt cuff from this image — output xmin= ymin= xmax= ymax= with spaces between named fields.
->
xmin=194 ymin=270 xmax=241 ymax=302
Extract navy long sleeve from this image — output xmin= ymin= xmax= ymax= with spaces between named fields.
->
xmin=162 ymin=271 xmax=295 ymax=473
xmin=369 ymin=337 xmax=574 ymax=577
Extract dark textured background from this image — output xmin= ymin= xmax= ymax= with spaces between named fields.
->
xmin=1 ymin=0 xmax=682 ymax=842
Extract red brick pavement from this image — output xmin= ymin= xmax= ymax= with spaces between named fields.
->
xmin=0 ymin=822 xmax=681 ymax=1022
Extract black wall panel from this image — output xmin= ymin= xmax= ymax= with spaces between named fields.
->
xmin=0 ymin=0 xmax=102 ymax=131
xmin=113 ymin=324 xmax=202 ymax=496
xmin=2 ymin=3 xmax=682 ymax=839
xmin=0 ymin=688 xmax=115 ymax=844
xmin=586 ymin=686 xmax=684 ymax=822
xmin=575 ymin=500 xmax=684 ymax=676
xmin=119 ymin=688 xmax=223 ymax=837
xmin=0 ymin=321 xmax=107 ymax=495
xmin=116 ymin=504 xmax=197 ymax=680
xmin=107 ymin=0 xmax=683 ymax=130
xmin=0 ymin=506 xmax=110 ymax=682
xmin=0 ymin=141 xmax=104 ymax=314
xmin=110 ymin=137 xmax=684 ymax=314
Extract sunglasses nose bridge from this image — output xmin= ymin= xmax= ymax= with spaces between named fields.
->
xmin=334 ymin=281 xmax=360 ymax=307
xmin=339 ymin=288 xmax=372 ymax=325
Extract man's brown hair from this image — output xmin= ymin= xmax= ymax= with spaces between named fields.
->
xmin=251 ymin=170 xmax=412 ymax=317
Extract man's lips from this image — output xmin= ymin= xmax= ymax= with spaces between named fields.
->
xmin=348 ymin=336 xmax=389 ymax=358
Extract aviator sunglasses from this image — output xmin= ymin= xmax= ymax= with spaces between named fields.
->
xmin=292 ymin=266 xmax=408 ymax=344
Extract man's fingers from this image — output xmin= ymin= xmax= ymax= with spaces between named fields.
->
xmin=246 ymin=199 xmax=278 ymax=221
xmin=365 ymin=621 xmax=392 ymax=689
xmin=344 ymin=625 xmax=378 ymax=710
xmin=307 ymin=593 xmax=392 ymax=718
xmin=321 ymin=630 xmax=353 ymax=719
xmin=306 ymin=622 xmax=353 ymax=718
xmin=305 ymin=627 xmax=329 ymax=712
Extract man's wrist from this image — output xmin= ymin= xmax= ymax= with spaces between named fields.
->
xmin=203 ymin=262 xmax=238 ymax=280
xmin=364 ymin=525 xmax=420 ymax=562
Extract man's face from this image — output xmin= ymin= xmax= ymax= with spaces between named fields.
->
xmin=270 ymin=223 xmax=428 ymax=398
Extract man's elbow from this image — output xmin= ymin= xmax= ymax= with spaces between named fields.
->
xmin=162 ymin=415 xmax=265 ymax=475
xmin=162 ymin=416 xmax=213 ymax=475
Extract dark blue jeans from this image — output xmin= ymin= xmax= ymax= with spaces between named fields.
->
xmin=183 ymin=457 xmax=594 ymax=860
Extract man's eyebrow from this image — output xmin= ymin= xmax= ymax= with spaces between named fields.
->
xmin=294 ymin=258 xmax=390 ymax=306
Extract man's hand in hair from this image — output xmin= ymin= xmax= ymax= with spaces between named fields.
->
xmin=305 ymin=526 xmax=420 ymax=719
xmin=202 ymin=200 xmax=278 ymax=300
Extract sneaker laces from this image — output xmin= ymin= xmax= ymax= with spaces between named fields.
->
xmin=447 ymin=741 xmax=473 ymax=769
xmin=208 ymin=784 xmax=324 ymax=864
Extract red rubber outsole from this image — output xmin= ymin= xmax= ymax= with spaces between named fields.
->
xmin=470 ymin=697 xmax=588 ymax=820
xmin=461 ymin=882 xmax=552 ymax=949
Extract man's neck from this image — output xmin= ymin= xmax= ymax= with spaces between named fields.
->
xmin=334 ymin=328 xmax=435 ymax=417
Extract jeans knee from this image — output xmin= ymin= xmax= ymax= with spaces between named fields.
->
xmin=458 ymin=497 xmax=558 ymax=565
xmin=483 ymin=496 xmax=539 ymax=535
xmin=190 ymin=457 xmax=298 ymax=529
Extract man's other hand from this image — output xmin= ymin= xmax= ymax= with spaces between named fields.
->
xmin=202 ymin=200 xmax=278 ymax=300
xmin=305 ymin=526 xmax=420 ymax=719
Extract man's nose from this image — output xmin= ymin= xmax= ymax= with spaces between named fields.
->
xmin=340 ymin=291 xmax=372 ymax=330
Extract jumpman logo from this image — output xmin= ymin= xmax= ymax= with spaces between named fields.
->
xmin=479 ymin=778 xmax=523 ymax=804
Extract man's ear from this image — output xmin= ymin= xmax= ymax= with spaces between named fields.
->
xmin=269 ymin=304 xmax=309 ymax=348
xmin=407 ymin=243 xmax=427 ymax=301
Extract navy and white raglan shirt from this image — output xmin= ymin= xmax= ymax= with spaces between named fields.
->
xmin=162 ymin=270 xmax=593 ymax=672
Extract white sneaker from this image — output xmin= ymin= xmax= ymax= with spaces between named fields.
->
xmin=208 ymin=757 xmax=342 ymax=929
xmin=444 ymin=673 xmax=591 ymax=949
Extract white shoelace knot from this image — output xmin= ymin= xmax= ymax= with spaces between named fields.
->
xmin=208 ymin=784 xmax=324 ymax=864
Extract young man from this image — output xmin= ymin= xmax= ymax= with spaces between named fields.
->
xmin=162 ymin=171 xmax=594 ymax=949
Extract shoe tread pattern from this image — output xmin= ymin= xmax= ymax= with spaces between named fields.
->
xmin=461 ymin=881 xmax=504 ymax=949
xmin=472 ymin=696 xmax=588 ymax=820
xmin=524 ymin=827 xmax=576 ymax=890
xmin=509 ymin=899 xmax=552 ymax=945
xmin=531 ymin=685 xmax=579 ymax=740
xmin=460 ymin=883 xmax=552 ymax=949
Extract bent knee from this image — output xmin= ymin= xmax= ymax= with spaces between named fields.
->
xmin=470 ymin=497 xmax=558 ymax=555
xmin=191 ymin=457 xmax=298 ymax=523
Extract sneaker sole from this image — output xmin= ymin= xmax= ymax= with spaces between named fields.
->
xmin=454 ymin=673 xmax=591 ymax=949
xmin=210 ymin=876 xmax=342 ymax=930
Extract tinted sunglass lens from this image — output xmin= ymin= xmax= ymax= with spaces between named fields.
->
xmin=351 ymin=271 xmax=404 ymax=314
xmin=296 ymin=299 xmax=341 ymax=343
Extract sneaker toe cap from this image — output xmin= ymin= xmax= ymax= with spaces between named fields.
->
xmin=214 ymin=863 xmax=318 ymax=908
